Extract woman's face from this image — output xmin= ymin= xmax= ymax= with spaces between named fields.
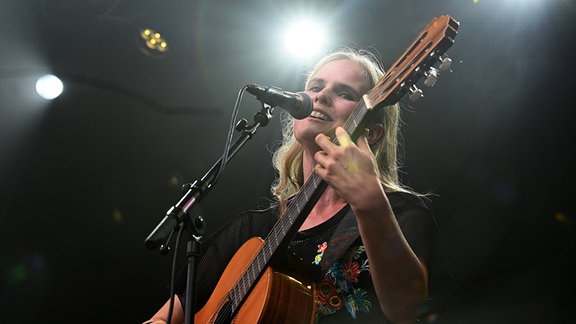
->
xmin=294 ymin=59 xmax=371 ymax=148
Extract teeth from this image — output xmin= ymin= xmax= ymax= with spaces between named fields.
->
xmin=310 ymin=111 xmax=329 ymax=121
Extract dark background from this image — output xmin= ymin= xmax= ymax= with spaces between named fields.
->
xmin=1 ymin=0 xmax=574 ymax=323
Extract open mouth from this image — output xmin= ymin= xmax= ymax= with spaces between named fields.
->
xmin=309 ymin=110 xmax=331 ymax=121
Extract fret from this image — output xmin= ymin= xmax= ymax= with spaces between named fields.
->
xmin=248 ymin=263 xmax=256 ymax=283
xmin=310 ymin=173 xmax=319 ymax=188
xmin=270 ymin=231 xmax=278 ymax=250
xmin=229 ymin=285 xmax=237 ymax=308
xmin=233 ymin=283 xmax=243 ymax=310
xmin=255 ymin=254 xmax=262 ymax=270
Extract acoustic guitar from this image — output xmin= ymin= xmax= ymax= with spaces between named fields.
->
xmin=195 ymin=14 xmax=460 ymax=324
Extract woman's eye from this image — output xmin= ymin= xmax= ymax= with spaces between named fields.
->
xmin=339 ymin=93 xmax=354 ymax=100
xmin=309 ymin=86 xmax=321 ymax=92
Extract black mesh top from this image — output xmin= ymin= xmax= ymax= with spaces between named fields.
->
xmin=174 ymin=191 xmax=452 ymax=323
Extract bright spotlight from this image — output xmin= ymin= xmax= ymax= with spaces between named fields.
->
xmin=284 ymin=20 xmax=328 ymax=58
xmin=35 ymin=74 xmax=63 ymax=100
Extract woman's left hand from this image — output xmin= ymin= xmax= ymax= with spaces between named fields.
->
xmin=314 ymin=126 xmax=384 ymax=208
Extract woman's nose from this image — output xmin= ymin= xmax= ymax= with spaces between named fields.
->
xmin=314 ymin=89 xmax=331 ymax=106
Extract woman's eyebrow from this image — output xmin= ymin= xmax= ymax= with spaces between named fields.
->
xmin=307 ymin=77 xmax=324 ymax=86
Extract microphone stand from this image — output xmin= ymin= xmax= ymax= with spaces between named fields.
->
xmin=145 ymin=104 xmax=274 ymax=324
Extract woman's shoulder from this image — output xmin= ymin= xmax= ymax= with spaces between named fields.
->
xmin=387 ymin=191 xmax=431 ymax=210
xmin=239 ymin=203 xmax=279 ymax=219
xmin=202 ymin=204 xmax=279 ymax=247
xmin=230 ymin=204 xmax=280 ymax=232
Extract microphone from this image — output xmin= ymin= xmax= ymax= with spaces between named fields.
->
xmin=246 ymin=84 xmax=313 ymax=119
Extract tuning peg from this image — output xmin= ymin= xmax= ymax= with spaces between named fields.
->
xmin=438 ymin=57 xmax=452 ymax=72
xmin=424 ymin=68 xmax=438 ymax=87
xmin=408 ymin=85 xmax=423 ymax=102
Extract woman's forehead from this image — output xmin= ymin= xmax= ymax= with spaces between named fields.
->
xmin=308 ymin=59 xmax=370 ymax=90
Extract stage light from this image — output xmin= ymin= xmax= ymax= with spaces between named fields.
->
xmin=284 ymin=20 xmax=328 ymax=58
xmin=139 ymin=28 xmax=168 ymax=58
xmin=35 ymin=74 xmax=63 ymax=100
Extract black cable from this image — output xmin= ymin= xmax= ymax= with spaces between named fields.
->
xmin=212 ymin=85 xmax=246 ymax=186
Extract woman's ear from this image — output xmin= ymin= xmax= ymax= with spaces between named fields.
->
xmin=365 ymin=123 xmax=384 ymax=145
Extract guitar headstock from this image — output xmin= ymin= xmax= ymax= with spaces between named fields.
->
xmin=364 ymin=15 xmax=459 ymax=109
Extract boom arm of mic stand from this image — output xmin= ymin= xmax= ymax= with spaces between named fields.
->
xmin=144 ymin=107 xmax=272 ymax=250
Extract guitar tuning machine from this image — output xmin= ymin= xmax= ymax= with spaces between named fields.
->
xmin=408 ymin=84 xmax=423 ymax=102
xmin=424 ymin=67 xmax=438 ymax=87
xmin=438 ymin=57 xmax=453 ymax=72
xmin=423 ymin=56 xmax=453 ymax=88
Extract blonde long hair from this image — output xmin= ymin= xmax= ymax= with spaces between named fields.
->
xmin=271 ymin=48 xmax=412 ymax=214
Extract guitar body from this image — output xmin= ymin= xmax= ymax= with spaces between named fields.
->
xmin=195 ymin=237 xmax=316 ymax=323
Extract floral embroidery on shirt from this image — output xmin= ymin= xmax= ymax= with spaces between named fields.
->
xmin=315 ymin=245 xmax=371 ymax=320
